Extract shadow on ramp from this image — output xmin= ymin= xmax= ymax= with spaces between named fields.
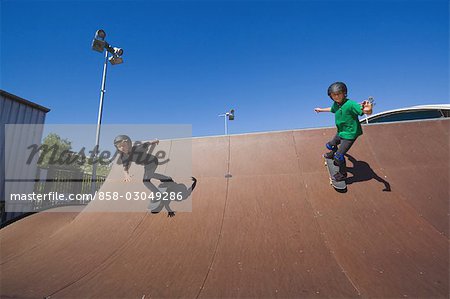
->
xmin=346 ymin=154 xmax=391 ymax=192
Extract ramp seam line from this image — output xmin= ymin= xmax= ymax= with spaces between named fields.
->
xmin=162 ymin=139 xmax=173 ymax=174
xmin=1 ymin=212 xmax=80 ymax=266
xmin=195 ymin=135 xmax=231 ymax=299
xmin=365 ymin=135 xmax=449 ymax=238
xmin=44 ymin=213 xmax=149 ymax=298
xmin=291 ymin=132 xmax=362 ymax=296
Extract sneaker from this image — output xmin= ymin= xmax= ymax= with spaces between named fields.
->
xmin=333 ymin=172 xmax=347 ymax=181
xmin=148 ymin=200 xmax=162 ymax=213
xmin=160 ymin=177 xmax=173 ymax=183
xmin=323 ymin=151 xmax=335 ymax=159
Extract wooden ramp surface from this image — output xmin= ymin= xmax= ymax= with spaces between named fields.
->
xmin=1 ymin=119 xmax=448 ymax=298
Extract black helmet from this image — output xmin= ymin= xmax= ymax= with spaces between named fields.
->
xmin=114 ymin=135 xmax=131 ymax=148
xmin=327 ymin=82 xmax=347 ymax=98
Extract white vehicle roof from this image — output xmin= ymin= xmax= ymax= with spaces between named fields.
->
xmin=361 ymin=104 xmax=449 ymax=123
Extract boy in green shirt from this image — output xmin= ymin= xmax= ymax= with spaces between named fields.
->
xmin=315 ymin=82 xmax=373 ymax=181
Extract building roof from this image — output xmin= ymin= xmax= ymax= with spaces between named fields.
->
xmin=0 ymin=90 xmax=50 ymax=113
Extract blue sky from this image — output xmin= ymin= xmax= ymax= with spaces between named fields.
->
xmin=1 ymin=0 xmax=448 ymax=137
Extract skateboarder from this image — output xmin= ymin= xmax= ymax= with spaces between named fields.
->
xmin=114 ymin=135 xmax=174 ymax=214
xmin=314 ymin=82 xmax=373 ymax=181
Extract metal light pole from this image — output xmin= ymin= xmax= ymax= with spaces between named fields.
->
xmin=91 ymin=29 xmax=124 ymax=194
xmin=218 ymin=109 xmax=235 ymax=135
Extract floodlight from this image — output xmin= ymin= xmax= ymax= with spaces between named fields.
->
xmin=228 ymin=109 xmax=235 ymax=120
xmin=92 ymin=29 xmax=107 ymax=52
xmin=109 ymin=55 xmax=123 ymax=65
xmin=92 ymin=39 xmax=105 ymax=52
xmin=113 ymin=47 xmax=123 ymax=56
xmin=95 ymin=29 xmax=106 ymax=40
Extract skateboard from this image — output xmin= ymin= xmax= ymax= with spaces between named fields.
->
xmin=324 ymin=157 xmax=347 ymax=190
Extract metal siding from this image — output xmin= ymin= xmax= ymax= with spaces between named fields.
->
xmin=1 ymin=93 xmax=48 ymax=223
xmin=16 ymin=106 xmax=43 ymax=214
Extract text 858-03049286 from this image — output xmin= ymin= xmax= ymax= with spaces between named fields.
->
xmin=95 ymin=191 xmax=186 ymax=201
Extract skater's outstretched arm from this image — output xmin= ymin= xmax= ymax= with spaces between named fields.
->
xmin=314 ymin=107 xmax=331 ymax=113
xmin=120 ymin=160 xmax=133 ymax=182
xmin=134 ymin=139 xmax=159 ymax=155
xmin=141 ymin=138 xmax=159 ymax=144
xmin=141 ymin=139 xmax=159 ymax=145
xmin=123 ymin=169 xmax=133 ymax=182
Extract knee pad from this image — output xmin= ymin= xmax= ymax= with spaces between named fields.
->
xmin=326 ymin=143 xmax=337 ymax=151
xmin=333 ymin=152 xmax=345 ymax=164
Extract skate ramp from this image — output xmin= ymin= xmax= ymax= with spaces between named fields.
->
xmin=0 ymin=119 xmax=448 ymax=298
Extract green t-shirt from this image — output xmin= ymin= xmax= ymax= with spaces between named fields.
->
xmin=331 ymin=98 xmax=364 ymax=140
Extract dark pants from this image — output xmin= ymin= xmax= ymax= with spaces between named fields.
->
xmin=327 ymin=134 xmax=356 ymax=175
xmin=142 ymin=156 xmax=172 ymax=194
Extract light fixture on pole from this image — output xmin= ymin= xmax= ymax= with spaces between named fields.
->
xmin=91 ymin=29 xmax=124 ymax=194
xmin=218 ymin=109 xmax=235 ymax=135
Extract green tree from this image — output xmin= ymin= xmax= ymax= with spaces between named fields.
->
xmin=37 ymin=133 xmax=81 ymax=171
xmin=81 ymin=162 xmax=112 ymax=177
xmin=37 ymin=133 xmax=111 ymax=177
